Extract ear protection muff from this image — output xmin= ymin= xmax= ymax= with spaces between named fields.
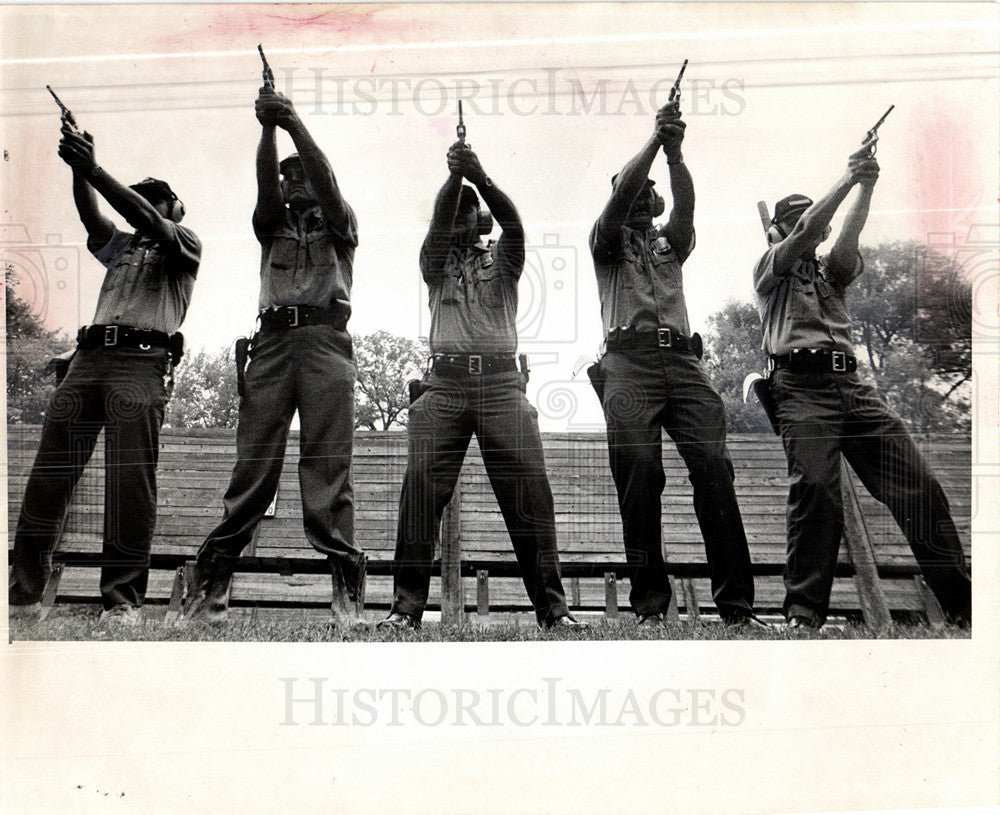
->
xmin=652 ymin=191 xmax=666 ymax=218
xmin=766 ymin=221 xmax=787 ymax=245
xmin=167 ymin=198 xmax=185 ymax=223
xmin=477 ymin=209 xmax=494 ymax=236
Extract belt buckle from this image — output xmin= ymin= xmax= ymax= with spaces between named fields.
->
xmin=831 ymin=351 xmax=846 ymax=372
xmin=287 ymin=306 xmax=299 ymax=328
xmin=104 ymin=325 xmax=118 ymax=347
xmin=468 ymin=355 xmax=482 ymax=375
xmin=657 ymin=327 xmax=672 ymax=348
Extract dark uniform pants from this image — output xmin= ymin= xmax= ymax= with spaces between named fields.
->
xmin=599 ymin=349 xmax=755 ymax=620
xmin=771 ymin=370 xmax=972 ymax=625
xmin=391 ymin=370 xmax=570 ymax=625
xmin=9 ymin=347 xmax=172 ymax=609
xmin=197 ymin=325 xmax=360 ymax=576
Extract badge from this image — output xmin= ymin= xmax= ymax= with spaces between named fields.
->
xmin=480 ymin=252 xmax=494 ymax=268
xmin=651 ymin=236 xmax=671 ymax=254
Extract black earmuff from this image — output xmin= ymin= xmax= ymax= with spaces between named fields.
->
xmin=168 ymin=199 xmax=185 ymax=223
xmin=767 ymin=221 xmax=786 ymax=245
xmin=652 ymin=191 xmax=666 ymax=218
xmin=477 ymin=209 xmax=494 ymax=236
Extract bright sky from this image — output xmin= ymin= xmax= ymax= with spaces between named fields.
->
xmin=2 ymin=3 xmax=997 ymax=430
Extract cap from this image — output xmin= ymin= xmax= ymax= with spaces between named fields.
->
xmin=129 ymin=177 xmax=178 ymax=203
xmin=772 ymin=194 xmax=813 ymax=225
xmin=611 ymin=173 xmax=656 ymax=190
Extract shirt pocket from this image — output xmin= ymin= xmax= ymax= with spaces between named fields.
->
xmin=142 ymin=246 xmax=166 ymax=291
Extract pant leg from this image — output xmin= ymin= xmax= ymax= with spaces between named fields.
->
xmin=391 ymin=375 xmax=473 ymax=620
xmin=600 ymin=352 xmax=672 ymax=617
xmin=770 ymin=371 xmax=845 ymax=625
xmin=660 ymin=351 xmax=755 ymax=619
xmin=841 ymin=379 xmax=971 ymax=623
xmin=98 ymin=347 xmax=172 ymax=608
xmin=9 ymin=352 xmax=103 ymax=604
xmin=197 ymin=330 xmax=297 ymax=570
xmin=294 ymin=326 xmax=361 ymax=572
xmin=475 ymin=373 xmax=569 ymax=625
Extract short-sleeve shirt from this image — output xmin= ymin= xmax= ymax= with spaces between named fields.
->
xmin=421 ymin=236 xmax=521 ymax=355
xmin=753 ymin=248 xmax=862 ymax=356
xmin=256 ymin=204 xmax=358 ymax=310
xmin=590 ymin=221 xmax=696 ymax=336
xmin=92 ymin=224 xmax=201 ymax=334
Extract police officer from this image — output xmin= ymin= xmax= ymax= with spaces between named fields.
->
xmin=182 ymin=86 xmax=364 ymax=625
xmin=8 ymin=124 xmax=200 ymax=626
xmin=589 ymin=103 xmax=762 ymax=627
xmin=379 ymin=140 xmax=582 ymax=630
xmin=754 ymin=138 xmax=971 ymax=630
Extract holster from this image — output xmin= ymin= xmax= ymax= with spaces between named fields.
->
xmin=586 ymin=360 xmax=606 ymax=404
xmin=518 ymin=353 xmax=530 ymax=384
xmin=235 ymin=337 xmax=250 ymax=398
xmin=755 ymin=377 xmax=781 ymax=436
xmin=407 ymin=377 xmax=430 ymax=405
xmin=44 ymin=349 xmax=76 ymax=386
xmin=169 ymin=331 xmax=186 ymax=367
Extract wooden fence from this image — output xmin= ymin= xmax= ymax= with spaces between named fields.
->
xmin=6 ymin=425 xmax=972 ymax=623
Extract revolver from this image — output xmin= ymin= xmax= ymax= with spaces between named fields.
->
xmin=864 ymin=105 xmax=894 ymax=157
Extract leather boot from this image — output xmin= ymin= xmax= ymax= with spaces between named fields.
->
xmin=182 ymin=559 xmax=233 ymax=622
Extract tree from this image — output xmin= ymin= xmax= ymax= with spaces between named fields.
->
xmin=164 ymin=346 xmax=240 ymax=428
xmin=5 ymin=268 xmax=73 ymax=424
xmin=848 ymin=242 xmax=971 ymax=432
xmin=353 ymin=331 xmax=428 ymax=431
xmin=701 ymin=299 xmax=772 ymax=433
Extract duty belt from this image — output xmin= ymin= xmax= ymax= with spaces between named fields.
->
xmin=769 ymin=348 xmax=857 ymax=374
xmin=605 ymin=326 xmax=699 ymax=355
xmin=258 ymin=303 xmax=351 ymax=331
xmin=432 ymin=353 xmax=518 ymax=377
xmin=76 ymin=325 xmax=184 ymax=365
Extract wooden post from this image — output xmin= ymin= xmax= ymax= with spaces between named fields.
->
xmin=840 ymin=460 xmax=893 ymax=629
xmin=476 ymin=570 xmax=490 ymax=618
xmin=604 ymin=572 xmax=619 ymax=617
xmin=913 ymin=576 xmax=946 ymax=630
xmin=38 ymin=563 xmax=64 ymax=622
xmin=164 ymin=565 xmax=187 ymax=623
xmin=665 ymin=575 xmax=680 ymax=624
xmin=440 ymin=483 xmax=464 ymax=626
xmin=570 ymin=577 xmax=581 ymax=607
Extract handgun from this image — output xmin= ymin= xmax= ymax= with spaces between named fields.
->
xmin=667 ymin=59 xmax=689 ymax=112
xmin=456 ymin=99 xmax=467 ymax=146
xmin=864 ymin=105 xmax=894 ymax=157
xmin=46 ymin=85 xmax=79 ymax=133
xmin=258 ymin=44 xmax=275 ymax=90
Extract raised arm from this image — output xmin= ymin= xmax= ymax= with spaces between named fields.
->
xmin=829 ymin=158 xmax=879 ymax=279
xmin=596 ymin=136 xmax=661 ymax=238
xmin=421 ymin=160 xmax=463 ymax=279
xmin=447 ymin=144 xmax=522 ymax=240
xmin=57 ymin=126 xmax=180 ymax=244
xmin=255 ymin=87 xmax=351 ymax=233
xmin=658 ymin=109 xmax=694 ymax=258
xmin=770 ymin=138 xmax=879 ymax=278
xmin=252 ymin=117 xmax=284 ymax=233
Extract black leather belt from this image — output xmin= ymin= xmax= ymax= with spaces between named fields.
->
xmin=605 ymin=326 xmax=701 ymax=356
xmin=76 ymin=325 xmax=184 ymax=365
xmin=78 ymin=324 xmax=171 ymax=351
xmin=432 ymin=353 xmax=518 ymax=377
xmin=770 ymin=349 xmax=857 ymax=374
xmin=258 ymin=303 xmax=350 ymax=331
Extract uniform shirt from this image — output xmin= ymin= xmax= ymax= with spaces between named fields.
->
xmin=590 ymin=221 xmax=696 ymax=337
xmin=421 ymin=236 xmax=521 ymax=355
xmin=256 ymin=204 xmax=358 ymax=310
xmin=92 ymin=224 xmax=201 ymax=334
xmin=753 ymin=247 xmax=862 ymax=356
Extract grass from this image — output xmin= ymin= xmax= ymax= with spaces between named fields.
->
xmin=6 ymin=605 xmax=971 ymax=643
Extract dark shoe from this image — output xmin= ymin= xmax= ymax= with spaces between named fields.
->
xmin=544 ymin=614 xmax=588 ymax=631
xmin=637 ymin=612 xmax=666 ymax=627
xmin=98 ymin=604 xmax=141 ymax=628
xmin=377 ymin=611 xmax=420 ymax=631
xmin=339 ymin=553 xmax=367 ymax=617
xmin=787 ymin=615 xmax=821 ymax=632
xmin=182 ymin=560 xmax=232 ymax=623
xmin=724 ymin=612 xmax=771 ymax=630
xmin=330 ymin=558 xmax=363 ymax=628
